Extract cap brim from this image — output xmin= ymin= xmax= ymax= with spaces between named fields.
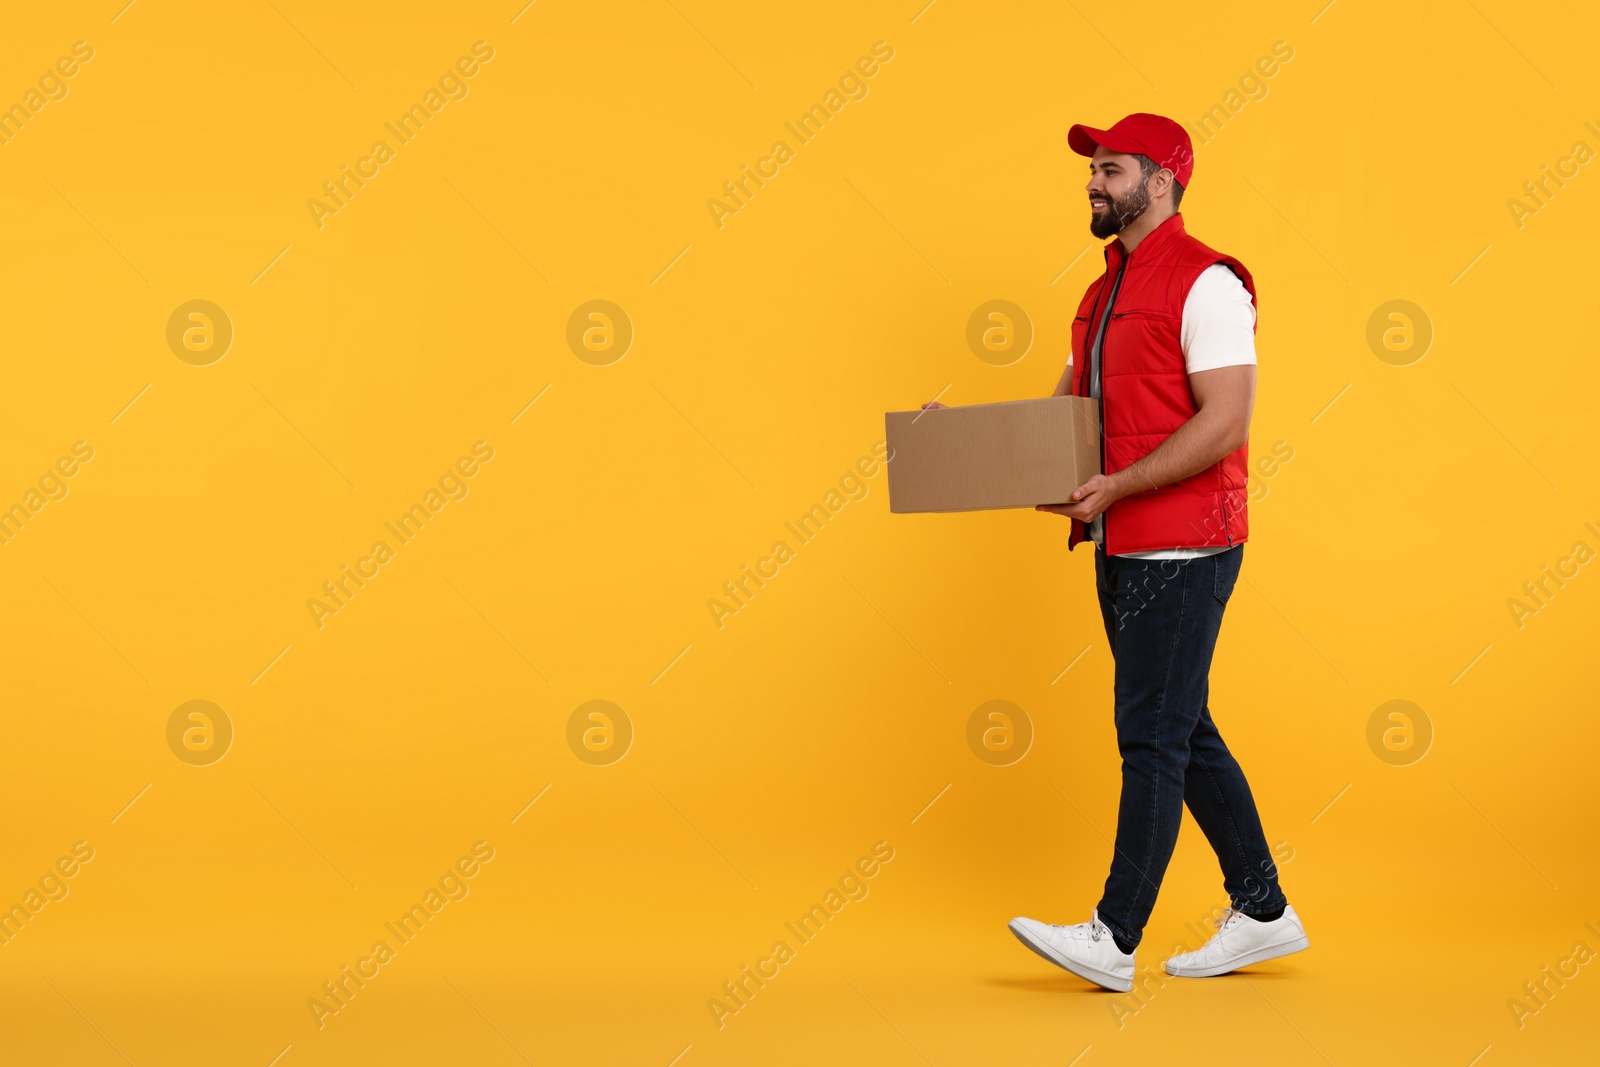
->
xmin=1068 ymin=123 xmax=1139 ymax=159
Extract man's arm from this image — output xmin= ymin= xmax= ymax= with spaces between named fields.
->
xmin=1050 ymin=358 xmax=1073 ymax=397
xmin=1037 ymin=364 xmax=1254 ymax=522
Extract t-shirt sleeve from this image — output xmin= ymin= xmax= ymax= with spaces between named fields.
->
xmin=1181 ymin=263 xmax=1257 ymax=374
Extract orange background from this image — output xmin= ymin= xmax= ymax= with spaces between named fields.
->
xmin=0 ymin=1 xmax=1596 ymax=1064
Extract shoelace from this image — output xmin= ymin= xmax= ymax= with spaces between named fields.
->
xmin=1047 ymin=919 xmax=1104 ymax=940
xmin=1212 ymin=907 xmax=1248 ymax=933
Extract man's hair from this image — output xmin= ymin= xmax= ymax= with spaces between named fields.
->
xmin=1134 ymin=153 xmax=1185 ymax=210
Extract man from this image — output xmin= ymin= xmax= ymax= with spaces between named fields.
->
xmin=929 ymin=114 xmax=1308 ymax=992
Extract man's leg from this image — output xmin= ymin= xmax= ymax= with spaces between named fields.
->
xmin=1000 ymin=545 xmax=1143 ymax=993
xmin=1093 ymin=548 xmax=1234 ymax=953
xmin=1184 ymin=693 xmax=1288 ymax=916
xmin=1180 ymin=545 xmax=1287 ymax=916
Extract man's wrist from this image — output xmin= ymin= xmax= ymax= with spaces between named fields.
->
xmin=1106 ymin=469 xmax=1135 ymax=501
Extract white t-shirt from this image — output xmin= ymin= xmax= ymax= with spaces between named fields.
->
xmin=1070 ymin=263 xmax=1257 ymax=559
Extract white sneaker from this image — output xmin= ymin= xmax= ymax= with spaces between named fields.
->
xmin=1164 ymin=904 xmax=1310 ymax=977
xmin=1008 ymin=910 xmax=1135 ymax=992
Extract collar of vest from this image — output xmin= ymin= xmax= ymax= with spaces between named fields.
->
xmin=1104 ymin=210 xmax=1187 ymax=270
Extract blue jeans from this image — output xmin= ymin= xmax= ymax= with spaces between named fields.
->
xmin=1092 ymin=544 xmax=1287 ymax=950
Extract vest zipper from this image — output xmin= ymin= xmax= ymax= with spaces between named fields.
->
xmin=1078 ymin=288 xmax=1107 ymax=396
xmin=1089 ymin=257 xmax=1127 ymax=553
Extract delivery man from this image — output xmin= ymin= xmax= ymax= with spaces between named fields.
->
xmin=926 ymin=113 xmax=1308 ymax=992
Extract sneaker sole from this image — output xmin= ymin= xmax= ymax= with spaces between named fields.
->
xmin=1008 ymin=921 xmax=1133 ymax=992
xmin=1164 ymin=934 xmax=1310 ymax=978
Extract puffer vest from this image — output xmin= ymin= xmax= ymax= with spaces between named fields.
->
xmin=1067 ymin=212 xmax=1254 ymax=553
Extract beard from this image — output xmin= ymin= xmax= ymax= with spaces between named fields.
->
xmin=1089 ymin=178 xmax=1151 ymax=239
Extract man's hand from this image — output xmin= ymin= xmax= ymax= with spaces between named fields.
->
xmin=1036 ymin=473 xmax=1125 ymax=522
xmin=1038 ymin=366 xmax=1256 ymax=523
xmin=920 ymin=401 xmax=946 ymax=410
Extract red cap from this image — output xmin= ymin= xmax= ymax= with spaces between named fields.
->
xmin=1069 ymin=113 xmax=1194 ymax=188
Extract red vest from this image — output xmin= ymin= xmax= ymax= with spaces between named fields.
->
xmin=1067 ymin=212 xmax=1255 ymax=554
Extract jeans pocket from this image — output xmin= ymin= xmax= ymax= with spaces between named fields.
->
xmin=1212 ymin=549 xmax=1242 ymax=606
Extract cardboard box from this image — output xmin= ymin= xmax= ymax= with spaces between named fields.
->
xmin=884 ymin=396 xmax=1101 ymax=513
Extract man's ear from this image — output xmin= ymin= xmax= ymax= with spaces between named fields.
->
xmin=1151 ymin=168 xmax=1175 ymax=202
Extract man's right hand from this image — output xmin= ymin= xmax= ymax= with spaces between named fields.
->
xmin=920 ymin=401 xmax=946 ymax=410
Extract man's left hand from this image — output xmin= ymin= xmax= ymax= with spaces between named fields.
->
xmin=1036 ymin=473 xmax=1125 ymax=522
